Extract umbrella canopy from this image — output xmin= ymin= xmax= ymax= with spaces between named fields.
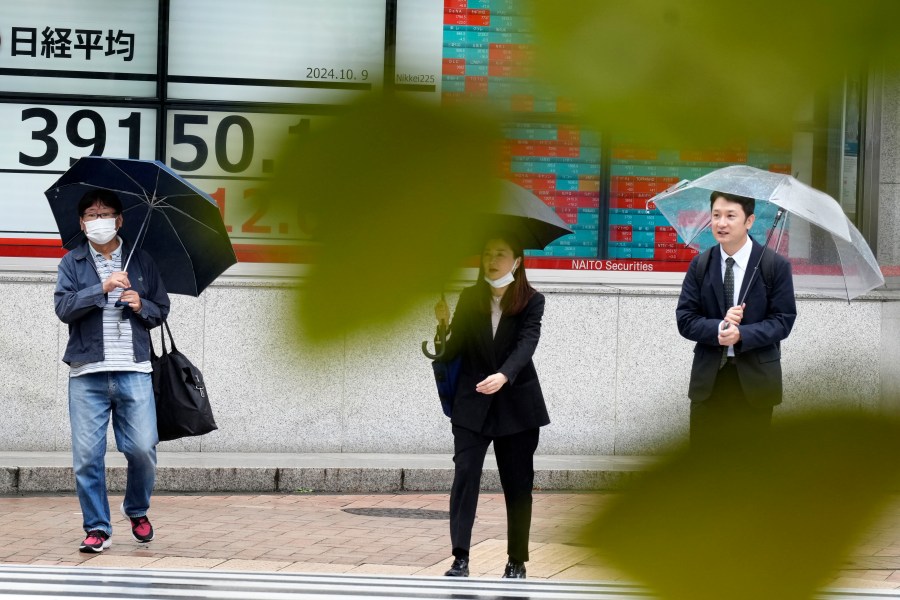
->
xmin=651 ymin=165 xmax=884 ymax=301
xmin=45 ymin=156 xmax=237 ymax=296
xmin=479 ymin=180 xmax=573 ymax=250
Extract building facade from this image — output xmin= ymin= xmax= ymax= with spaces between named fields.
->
xmin=1 ymin=1 xmax=897 ymax=455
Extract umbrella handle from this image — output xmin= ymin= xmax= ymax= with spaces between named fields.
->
xmin=114 ymin=287 xmax=134 ymax=309
xmin=422 ymin=319 xmax=449 ymax=360
xmin=421 ymin=340 xmax=444 ymax=360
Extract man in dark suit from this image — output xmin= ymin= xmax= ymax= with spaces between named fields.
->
xmin=676 ymin=191 xmax=797 ymax=448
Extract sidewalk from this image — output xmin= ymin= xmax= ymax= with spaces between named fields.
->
xmin=0 ymin=451 xmax=642 ymax=581
xmin=2 ymin=488 xmax=900 ymax=590
xmin=2 ymin=452 xmax=900 ymax=593
xmin=1 ymin=490 xmax=611 ymax=580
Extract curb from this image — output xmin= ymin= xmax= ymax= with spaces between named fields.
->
xmin=0 ymin=453 xmax=655 ymax=494
xmin=1 ymin=465 xmax=645 ymax=494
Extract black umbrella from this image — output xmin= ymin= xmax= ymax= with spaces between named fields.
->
xmin=479 ymin=180 xmax=573 ymax=250
xmin=422 ymin=180 xmax=572 ymax=359
xmin=45 ymin=157 xmax=237 ymax=296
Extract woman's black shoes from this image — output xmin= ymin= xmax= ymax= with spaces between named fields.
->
xmin=444 ymin=557 xmax=469 ymax=577
xmin=444 ymin=557 xmax=524 ymax=578
xmin=502 ymin=560 xmax=526 ymax=579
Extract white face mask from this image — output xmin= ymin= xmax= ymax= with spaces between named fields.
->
xmin=484 ymin=259 xmax=519 ymax=288
xmin=83 ymin=218 xmax=118 ymax=245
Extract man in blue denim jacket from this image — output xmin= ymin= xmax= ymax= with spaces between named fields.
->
xmin=54 ymin=188 xmax=169 ymax=553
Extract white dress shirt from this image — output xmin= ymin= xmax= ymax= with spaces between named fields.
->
xmin=719 ymin=237 xmax=753 ymax=356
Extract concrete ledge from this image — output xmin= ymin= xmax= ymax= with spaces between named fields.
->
xmin=18 ymin=467 xmax=73 ymax=493
xmin=0 ymin=452 xmax=656 ymax=494
xmin=0 ymin=467 xmax=16 ymax=494
xmin=157 ymin=467 xmax=279 ymax=493
xmin=402 ymin=468 xmax=455 ymax=492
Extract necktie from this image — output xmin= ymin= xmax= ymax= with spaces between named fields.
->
xmin=721 ymin=257 xmax=735 ymax=368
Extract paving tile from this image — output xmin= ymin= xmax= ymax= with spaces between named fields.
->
xmin=347 ymin=564 xmax=422 ymax=575
xmin=413 ymin=562 xmax=453 ymax=576
xmin=212 ymin=559 xmax=293 ymax=571
xmin=80 ymin=555 xmax=160 ymax=568
xmin=827 ymin=576 xmax=900 ymax=589
xmin=549 ymin=564 xmax=629 ymax=581
xmin=278 ymin=562 xmax=356 ymax=574
xmin=845 ymin=569 xmax=894 ymax=581
xmin=845 ymin=556 xmax=900 ymax=570
xmin=466 ymin=538 xmax=520 ymax=577
xmin=144 ymin=557 xmax=227 ymax=569
xmin=525 ymin=543 xmax=599 ymax=578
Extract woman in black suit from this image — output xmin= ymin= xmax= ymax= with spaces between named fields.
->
xmin=435 ymin=233 xmax=550 ymax=579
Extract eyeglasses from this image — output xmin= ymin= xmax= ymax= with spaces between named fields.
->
xmin=81 ymin=211 xmax=118 ymax=221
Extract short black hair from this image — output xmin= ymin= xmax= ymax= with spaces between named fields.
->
xmin=78 ymin=188 xmax=123 ymax=216
xmin=710 ymin=191 xmax=755 ymax=217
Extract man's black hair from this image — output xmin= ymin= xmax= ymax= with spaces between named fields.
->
xmin=78 ymin=188 xmax=123 ymax=216
xmin=709 ymin=191 xmax=755 ymax=217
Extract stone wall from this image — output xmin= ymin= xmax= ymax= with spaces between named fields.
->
xmin=1 ymin=273 xmax=891 ymax=456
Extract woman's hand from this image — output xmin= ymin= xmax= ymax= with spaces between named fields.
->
xmin=476 ymin=373 xmax=508 ymax=395
xmin=434 ymin=297 xmax=450 ymax=325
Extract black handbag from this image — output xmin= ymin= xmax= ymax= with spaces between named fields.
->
xmin=151 ymin=321 xmax=218 ymax=442
xmin=432 ymin=355 xmax=461 ymax=418
xmin=423 ymin=315 xmax=460 ymax=418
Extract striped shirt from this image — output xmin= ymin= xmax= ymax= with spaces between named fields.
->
xmin=69 ymin=239 xmax=153 ymax=378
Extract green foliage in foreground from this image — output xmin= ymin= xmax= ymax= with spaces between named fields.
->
xmin=532 ymin=0 xmax=900 ymax=145
xmin=584 ymin=412 xmax=900 ymax=599
xmin=263 ymin=97 xmax=502 ymax=341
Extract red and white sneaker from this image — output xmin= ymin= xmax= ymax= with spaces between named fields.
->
xmin=120 ymin=503 xmax=154 ymax=543
xmin=79 ymin=530 xmax=111 ymax=553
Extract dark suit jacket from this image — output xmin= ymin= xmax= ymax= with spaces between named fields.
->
xmin=676 ymin=239 xmax=797 ymax=407
xmin=442 ymin=284 xmax=550 ymax=436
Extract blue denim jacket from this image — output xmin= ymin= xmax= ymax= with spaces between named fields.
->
xmin=54 ymin=240 xmax=170 ymax=365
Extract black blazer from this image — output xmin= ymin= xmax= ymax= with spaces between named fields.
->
xmin=442 ymin=284 xmax=550 ymax=436
xmin=676 ymin=240 xmax=797 ymax=407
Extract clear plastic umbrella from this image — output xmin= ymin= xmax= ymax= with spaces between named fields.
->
xmin=651 ymin=165 xmax=884 ymax=301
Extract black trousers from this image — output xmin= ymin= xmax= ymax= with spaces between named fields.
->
xmin=690 ymin=360 xmax=773 ymax=451
xmin=449 ymin=425 xmax=540 ymax=564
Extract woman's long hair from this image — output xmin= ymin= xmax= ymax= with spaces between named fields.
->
xmin=475 ymin=232 xmax=535 ymax=316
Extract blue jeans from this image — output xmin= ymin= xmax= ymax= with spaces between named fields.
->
xmin=69 ymin=371 xmax=158 ymax=536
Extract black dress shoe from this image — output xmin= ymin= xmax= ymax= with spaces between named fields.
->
xmin=444 ymin=557 xmax=469 ymax=577
xmin=502 ymin=560 xmax=526 ymax=579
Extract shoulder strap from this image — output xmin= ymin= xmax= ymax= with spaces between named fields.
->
xmin=154 ymin=320 xmax=175 ymax=357
xmin=162 ymin=320 xmax=177 ymax=352
xmin=751 ymin=246 xmax=776 ymax=289
xmin=694 ymin=247 xmax=714 ymax=287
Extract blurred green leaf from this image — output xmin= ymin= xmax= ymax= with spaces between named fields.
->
xmin=585 ymin=411 xmax=900 ymax=600
xmin=532 ymin=0 xmax=900 ymax=145
xmin=263 ymin=97 xmax=502 ymax=341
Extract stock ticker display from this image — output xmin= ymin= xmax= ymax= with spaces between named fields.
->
xmin=0 ymin=0 xmax=794 ymax=272
xmin=437 ymin=0 xmax=792 ymax=272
